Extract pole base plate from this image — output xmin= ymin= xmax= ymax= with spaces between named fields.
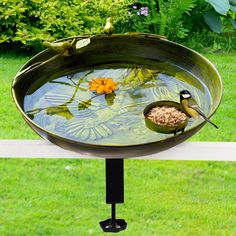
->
xmin=99 ymin=218 xmax=127 ymax=233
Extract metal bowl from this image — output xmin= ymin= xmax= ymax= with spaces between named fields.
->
xmin=12 ymin=33 xmax=223 ymax=158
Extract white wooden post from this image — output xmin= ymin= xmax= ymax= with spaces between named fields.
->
xmin=0 ymin=140 xmax=235 ymax=161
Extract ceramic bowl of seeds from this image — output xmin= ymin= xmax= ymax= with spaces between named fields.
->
xmin=143 ymin=101 xmax=189 ymax=134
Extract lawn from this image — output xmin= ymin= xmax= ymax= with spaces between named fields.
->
xmin=0 ymin=52 xmax=236 ymax=235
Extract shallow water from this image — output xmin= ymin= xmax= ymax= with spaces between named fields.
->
xmin=24 ymin=63 xmax=212 ymax=146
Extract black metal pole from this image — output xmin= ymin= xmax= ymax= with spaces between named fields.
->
xmin=99 ymin=159 xmax=127 ymax=233
xmin=106 ymin=159 xmax=124 ymax=204
xmin=111 ymin=203 xmax=116 ymax=226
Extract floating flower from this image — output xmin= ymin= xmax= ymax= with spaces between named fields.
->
xmin=89 ymin=78 xmax=118 ymax=94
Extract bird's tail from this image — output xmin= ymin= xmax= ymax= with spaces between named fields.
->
xmin=201 ymin=114 xmax=218 ymax=129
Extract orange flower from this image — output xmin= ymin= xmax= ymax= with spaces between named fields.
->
xmin=89 ymin=78 xmax=118 ymax=94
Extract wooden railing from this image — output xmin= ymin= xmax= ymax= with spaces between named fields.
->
xmin=0 ymin=140 xmax=235 ymax=161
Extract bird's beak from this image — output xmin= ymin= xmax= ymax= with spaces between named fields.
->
xmin=177 ymin=92 xmax=180 ymax=95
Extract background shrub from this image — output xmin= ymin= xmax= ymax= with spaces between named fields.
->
xmin=0 ymin=0 xmax=133 ymax=50
xmin=128 ymin=0 xmax=236 ymax=51
xmin=0 ymin=0 xmax=235 ymax=52
xmin=128 ymin=0 xmax=196 ymax=40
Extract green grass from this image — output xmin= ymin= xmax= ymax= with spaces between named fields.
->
xmin=0 ymin=159 xmax=235 ymax=236
xmin=0 ymin=52 xmax=236 ymax=235
xmin=0 ymin=53 xmax=37 ymax=139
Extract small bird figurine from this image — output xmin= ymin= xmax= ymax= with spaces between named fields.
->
xmin=104 ymin=17 xmax=115 ymax=35
xmin=43 ymin=38 xmax=77 ymax=56
xmin=179 ymin=90 xmax=218 ymax=129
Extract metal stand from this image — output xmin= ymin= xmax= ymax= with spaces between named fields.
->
xmin=99 ymin=159 xmax=127 ymax=233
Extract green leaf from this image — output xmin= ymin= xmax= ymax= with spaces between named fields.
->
xmin=105 ymin=92 xmax=116 ymax=106
xmin=205 ymin=0 xmax=230 ymax=15
xmin=78 ymin=87 xmax=87 ymax=92
xmin=203 ymin=11 xmax=222 ymax=33
xmin=228 ymin=17 xmax=236 ymax=29
xmin=141 ymin=83 xmax=156 ymax=89
xmin=46 ymin=106 xmax=73 ymax=120
xmin=230 ymin=0 xmax=236 ymax=5
xmin=78 ymin=99 xmax=92 ymax=110
xmin=230 ymin=4 xmax=236 ymax=12
xmin=27 ymin=114 xmax=35 ymax=120
xmin=0 ymin=34 xmax=10 ymax=43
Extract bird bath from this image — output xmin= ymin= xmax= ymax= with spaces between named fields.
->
xmin=12 ymin=33 xmax=222 ymax=232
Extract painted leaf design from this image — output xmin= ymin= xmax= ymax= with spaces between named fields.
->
xmin=137 ymin=70 xmax=145 ymax=82
xmin=141 ymin=83 xmax=155 ymax=89
xmin=46 ymin=105 xmax=73 ymax=120
xmin=122 ymin=68 xmax=157 ymax=88
xmin=78 ymin=99 xmax=92 ymax=110
xmin=78 ymin=87 xmax=87 ymax=92
xmin=27 ymin=114 xmax=35 ymax=120
xmin=63 ymin=119 xmax=112 ymax=140
xmin=105 ymin=92 xmax=116 ymax=106
xmin=49 ymin=81 xmax=75 ymax=87
xmin=76 ymin=38 xmax=91 ymax=49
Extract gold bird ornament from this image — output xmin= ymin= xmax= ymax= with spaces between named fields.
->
xmin=43 ymin=38 xmax=77 ymax=56
xmin=104 ymin=17 xmax=115 ymax=35
xmin=179 ymin=90 xmax=218 ymax=129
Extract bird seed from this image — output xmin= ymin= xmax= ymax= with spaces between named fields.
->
xmin=146 ymin=106 xmax=188 ymax=126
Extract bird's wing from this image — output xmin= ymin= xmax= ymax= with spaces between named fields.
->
xmin=188 ymin=98 xmax=218 ymax=129
xmin=188 ymin=98 xmax=208 ymax=119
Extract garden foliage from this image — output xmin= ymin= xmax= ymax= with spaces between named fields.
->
xmin=203 ymin=0 xmax=236 ymax=33
xmin=128 ymin=0 xmax=235 ymax=51
xmin=129 ymin=0 xmax=196 ymax=40
xmin=0 ymin=0 xmax=235 ymax=51
xmin=0 ymin=0 xmax=132 ymax=49
xmin=129 ymin=0 xmax=235 ymax=38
